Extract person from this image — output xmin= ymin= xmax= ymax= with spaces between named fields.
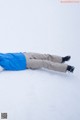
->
xmin=0 ymin=52 xmax=75 ymax=73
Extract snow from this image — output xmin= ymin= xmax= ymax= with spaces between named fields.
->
xmin=0 ymin=0 xmax=80 ymax=120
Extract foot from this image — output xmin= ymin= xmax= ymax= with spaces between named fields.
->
xmin=62 ymin=56 xmax=71 ymax=63
xmin=67 ymin=65 xmax=75 ymax=73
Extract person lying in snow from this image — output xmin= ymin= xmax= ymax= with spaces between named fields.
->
xmin=0 ymin=52 xmax=75 ymax=73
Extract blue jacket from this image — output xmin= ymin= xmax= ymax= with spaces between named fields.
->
xmin=0 ymin=52 xmax=27 ymax=70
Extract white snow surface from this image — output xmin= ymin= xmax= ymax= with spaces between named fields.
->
xmin=0 ymin=0 xmax=80 ymax=120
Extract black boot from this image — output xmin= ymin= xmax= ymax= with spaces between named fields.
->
xmin=62 ymin=56 xmax=71 ymax=63
xmin=67 ymin=65 xmax=75 ymax=73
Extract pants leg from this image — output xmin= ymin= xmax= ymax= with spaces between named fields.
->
xmin=23 ymin=52 xmax=62 ymax=63
xmin=26 ymin=58 xmax=68 ymax=73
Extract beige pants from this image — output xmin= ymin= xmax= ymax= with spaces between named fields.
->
xmin=23 ymin=52 xmax=68 ymax=72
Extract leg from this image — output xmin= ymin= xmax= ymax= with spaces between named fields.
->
xmin=23 ymin=52 xmax=62 ymax=63
xmin=26 ymin=58 xmax=68 ymax=73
